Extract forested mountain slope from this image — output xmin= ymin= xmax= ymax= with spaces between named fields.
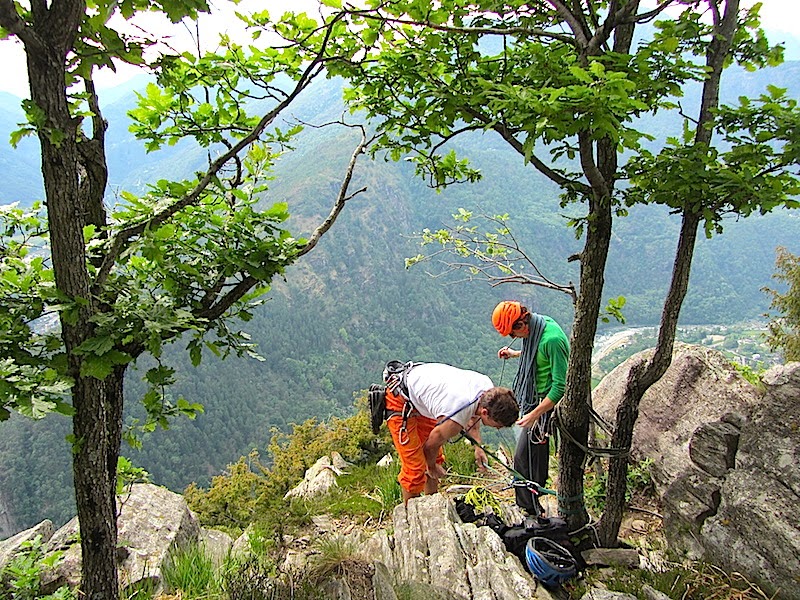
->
xmin=0 ymin=63 xmax=798 ymax=535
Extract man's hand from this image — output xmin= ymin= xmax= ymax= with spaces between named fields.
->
xmin=423 ymin=418 xmax=462 ymax=481
xmin=474 ymin=447 xmax=488 ymax=472
xmin=516 ymin=398 xmax=556 ymax=428
xmin=498 ymin=346 xmax=520 ymax=359
xmin=426 ymin=462 xmax=447 ymax=481
xmin=516 ymin=409 xmax=539 ymax=428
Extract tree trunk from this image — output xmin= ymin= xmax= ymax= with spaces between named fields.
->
xmin=558 ymin=192 xmax=613 ymax=531
xmin=23 ymin=4 xmax=122 ymax=597
xmin=595 ymin=0 xmax=739 ymax=547
xmin=72 ymin=369 xmax=125 ymax=600
xmin=596 ymin=209 xmax=701 ymax=545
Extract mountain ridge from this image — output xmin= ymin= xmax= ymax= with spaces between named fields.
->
xmin=0 ymin=62 xmax=798 ymax=533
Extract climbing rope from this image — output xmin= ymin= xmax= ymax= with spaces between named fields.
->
xmin=463 ymin=486 xmax=504 ymax=518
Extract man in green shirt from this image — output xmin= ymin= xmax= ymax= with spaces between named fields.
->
xmin=492 ymin=300 xmax=570 ymax=515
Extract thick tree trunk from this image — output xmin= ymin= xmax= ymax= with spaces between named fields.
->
xmin=72 ymin=369 xmax=125 ymax=600
xmin=23 ymin=4 xmax=122 ymax=597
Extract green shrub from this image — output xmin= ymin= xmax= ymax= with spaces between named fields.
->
xmin=162 ymin=542 xmax=222 ymax=597
xmin=583 ymin=458 xmax=655 ymax=515
xmin=0 ymin=536 xmax=77 ymax=600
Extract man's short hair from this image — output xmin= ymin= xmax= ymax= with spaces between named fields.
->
xmin=481 ymin=387 xmax=519 ymax=427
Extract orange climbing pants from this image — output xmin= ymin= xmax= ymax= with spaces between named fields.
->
xmin=385 ymin=389 xmax=444 ymax=494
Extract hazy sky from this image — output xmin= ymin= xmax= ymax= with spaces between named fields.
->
xmin=0 ymin=0 xmax=798 ymax=98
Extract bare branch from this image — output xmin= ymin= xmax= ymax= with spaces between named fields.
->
xmin=338 ymin=3 xmax=578 ymax=45
xmin=298 ymin=124 xmax=370 ymax=258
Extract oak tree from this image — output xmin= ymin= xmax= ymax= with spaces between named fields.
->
xmin=0 ymin=2 xmax=367 ymax=597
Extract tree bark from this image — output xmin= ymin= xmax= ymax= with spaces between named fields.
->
xmin=72 ymin=369 xmax=125 ymax=600
xmin=595 ymin=0 xmax=740 ymax=546
xmin=559 ymin=185 xmax=613 ymax=530
xmin=19 ymin=1 xmax=122 ymax=597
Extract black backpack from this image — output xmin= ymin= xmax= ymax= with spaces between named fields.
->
xmin=502 ymin=516 xmax=585 ymax=573
xmin=501 ymin=516 xmax=569 ymax=562
xmin=368 ymin=384 xmax=387 ymax=435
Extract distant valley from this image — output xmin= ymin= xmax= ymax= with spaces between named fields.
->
xmin=0 ymin=62 xmax=799 ymax=535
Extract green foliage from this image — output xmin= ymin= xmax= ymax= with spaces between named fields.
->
xmin=185 ymin=397 xmax=390 ymax=534
xmin=731 ymin=363 xmax=763 ymax=387
xmin=0 ymin=203 xmax=73 ymax=422
xmin=266 ymin=394 xmax=387 ymax=491
xmin=161 ymin=542 xmax=223 ymax=597
xmin=116 ymin=456 xmax=151 ymax=495
xmin=627 ymin=458 xmax=654 ymax=497
xmin=764 ymin=247 xmax=800 ymax=361
xmin=600 ymin=297 xmax=627 ymax=325
xmin=307 ymin=534 xmax=363 ymax=583
xmin=184 ymin=452 xmax=272 ymax=531
xmin=0 ymin=535 xmax=76 ymax=600
xmin=625 ymin=86 xmax=800 ymax=238
xmin=584 ymin=458 xmax=654 ymax=516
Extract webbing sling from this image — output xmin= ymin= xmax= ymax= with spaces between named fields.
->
xmin=383 ymin=361 xmax=423 ymax=445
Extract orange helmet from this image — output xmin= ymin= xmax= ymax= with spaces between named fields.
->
xmin=492 ymin=301 xmax=522 ymax=336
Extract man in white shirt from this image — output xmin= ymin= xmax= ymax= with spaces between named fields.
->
xmin=383 ymin=362 xmax=519 ymax=504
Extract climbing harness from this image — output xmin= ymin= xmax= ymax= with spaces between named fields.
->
xmin=376 ymin=360 xmax=423 ymax=445
xmin=367 ymin=360 xmax=423 ymax=445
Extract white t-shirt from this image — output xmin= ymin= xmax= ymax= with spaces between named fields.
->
xmin=405 ymin=363 xmax=493 ymax=427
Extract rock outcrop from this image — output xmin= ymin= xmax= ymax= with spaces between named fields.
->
xmin=360 ymin=494 xmax=557 ymax=600
xmin=285 ymin=452 xmax=350 ymax=500
xmin=0 ymin=483 xmax=233 ymax=595
xmin=593 ymin=345 xmax=800 ymax=600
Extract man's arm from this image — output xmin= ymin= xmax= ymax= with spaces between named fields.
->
xmin=423 ymin=418 xmax=463 ymax=479
xmin=469 ymin=420 xmax=489 ymax=471
xmin=517 ymin=397 xmax=555 ymax=427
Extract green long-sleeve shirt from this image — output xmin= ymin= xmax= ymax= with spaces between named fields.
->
xmin=534 ymin=315 xmax=570 ymax=403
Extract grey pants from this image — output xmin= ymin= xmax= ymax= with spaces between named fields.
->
xmin=513 ymin=429 xmax=549 ymax=515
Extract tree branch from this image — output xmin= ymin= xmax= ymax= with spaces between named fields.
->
xmin=195 ymin=125 xmax=370 ymax=323
xmin=461 ymin=107 xmax=592 ymax=195
xmin=578 ymin=130 xmax=610 ymax=198
xmin=0 ymin=0 xmax=48 ymax=58
xmin=92 ymin=16 xmax=346 ymax=293
xmin=343 ymin=7 xmax=578 ymax=46
xmin=297 ymin=124 xmax=370 ymax=258
xmin=546 ymin=0 xmax=590 ymax=47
